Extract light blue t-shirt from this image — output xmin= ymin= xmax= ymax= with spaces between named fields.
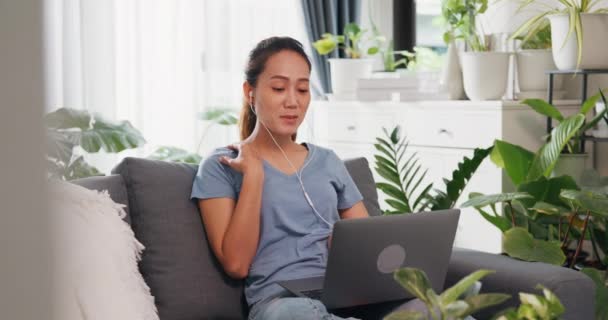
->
xmin=190 ymin=143 xmax=363 ymax=306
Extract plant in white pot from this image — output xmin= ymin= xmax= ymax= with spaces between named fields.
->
xmin=511 ymin=0 xmax=608 ymax=70
xmin=443 ymin=0 xmax=511 ymax=101
xmin=312 ymin=22 xmax=381 ymax=99
xmin=512 ymin=24 xmax=564 ymax=99
xmin=522 ymin=90 xmax=607 ymax=184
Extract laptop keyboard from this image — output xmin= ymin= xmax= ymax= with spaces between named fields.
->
xmin=301 ymin=289 xmax=324 ymax=300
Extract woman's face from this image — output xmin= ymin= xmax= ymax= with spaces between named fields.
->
xmin=252 ymin=50 xmax=311 ymax=138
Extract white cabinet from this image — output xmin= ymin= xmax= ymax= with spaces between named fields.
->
xmin=306 ymin=100 xmax=580 ymax=253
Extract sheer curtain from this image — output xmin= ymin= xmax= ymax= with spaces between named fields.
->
xmin=44 ymin=0 xmax=316 ymax=174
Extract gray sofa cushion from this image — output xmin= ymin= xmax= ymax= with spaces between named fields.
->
xmin=344 ymin=157 xmax=382 ymax=216
xmin=112 ymin=157 xmax=248 ymax=320
xmin=71 ymin=174 xmax=131 ymax=225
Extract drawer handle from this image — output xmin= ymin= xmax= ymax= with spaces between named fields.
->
xmin=438 ymin=128 xmax=453 ymax=137
xmin=346 ymin=125 xmax=357 ymax=131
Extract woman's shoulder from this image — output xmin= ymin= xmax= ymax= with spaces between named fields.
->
xmin=197 ymin=147 xmax=238 ymax=173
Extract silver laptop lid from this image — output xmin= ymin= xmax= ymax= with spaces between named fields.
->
xmin=322 ymin=209 xmax=460 ymax=309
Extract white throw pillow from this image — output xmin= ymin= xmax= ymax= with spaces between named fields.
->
xmin=49 ymin=180 xmax=159 ymax=320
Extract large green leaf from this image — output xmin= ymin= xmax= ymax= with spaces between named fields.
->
xmin=527 ymin=114 xmax=585 ymax=181
xmin=490 ymin=140 xmax=534 ymax=186
xmin=502 ymin=227 xmax=566 ymax=265
xmin=431 ymin=146 xmax=492 ymax=210
xmin=393 ymin=268 xmax=434 ymax=305
xmin=80 ymin=119 xmax=146 ymax=153
xmin=147 ymin=146 xmax=202 ymax=165
xmin=581 ymin=268 xmax=608 ymax=320
xmin=559 ymin=189 xmax=608 ymax=218
xmin=440 ymin=269 xmax=495 ymax=305
xmin=517 ymin=175 xmax=579 ymax=208
xmin=522 ymin=99 xmax=564 ymax=121
xmin=461 ymin=192 xmax=533 ymax=209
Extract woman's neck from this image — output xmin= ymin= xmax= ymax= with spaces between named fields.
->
xmin=247 ymin=125 xmax=297 ymax=154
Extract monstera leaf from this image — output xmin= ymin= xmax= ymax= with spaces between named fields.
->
xmin=147 ymin=146 xmax=202 ymax=165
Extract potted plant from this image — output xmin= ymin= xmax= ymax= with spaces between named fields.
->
xmin=513 ymin=23 xmax=564 ymax=99
xmin=522 ymin=90 xmax=607 ymax=182
xmin=510 ymin=0 xmax=608 ymax=70
xmin=312 ymin=22 xmax=381 ymax=99
xmin=442 ymin=0 xmax=510 ymax=101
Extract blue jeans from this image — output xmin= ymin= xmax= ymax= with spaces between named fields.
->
xmin=247 ymin=292 xmax=439 ymax=320
xmin=248 ymin=296 xmax=359 ymax=320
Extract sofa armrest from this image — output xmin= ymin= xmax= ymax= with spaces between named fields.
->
xmin=447 ymin=248 xmax=595 ymax=320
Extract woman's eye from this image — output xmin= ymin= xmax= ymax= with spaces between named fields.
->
xmin=272 ymin=88 xmax=285 ymax=91
xmin=299 ymin=89 xmax=309 ymax=93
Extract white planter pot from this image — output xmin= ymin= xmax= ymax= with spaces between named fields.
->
xmin=594 ymin=101 xmax=608 ymax=137
xmin=328 ymin=58 xmax=373 ymax=99
xmin=553 ymin=153 xmax=589 ymax=184
xmin=516 ymin=49 xmax=563 ymax=91
xmin=439 ymin=41 xmax=465 ymax=100
xmin=548 ymin=13 xmax=608 ymax=70
xmin=461 ymin=52 xmax=510 ymax=101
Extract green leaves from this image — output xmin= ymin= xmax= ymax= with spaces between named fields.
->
xmin=527 ymin=114 xmax=585 ymax=180
xmin=147 ymin=146 xmax=202 ymax=165
xmin=461 ymin=192 xmax=533 ymax=209
xmin=198 ymin=108 xmax=238 ymax=125
xmin=389 ymin=267 xmax=508 ymax=320
xmin=502 ymin=227 xmax=566 ymax=265
xmin=430 ymin=146 xmax=492 ymax=210
xmin=560 ymin=189 xmax=608 ymax=218
xmin=494 ymin=285 xmax=565 ymax=320
xmin=374 ymin=126 xmax=433 ymax=214
xmin=394 ymin=268 xmax=435 ymax=305
xmin=312 ymin=22 xmax=380 ymax=59
xmin=581 ymin=268 xmax=608 ymax=320
xmin=522 ymin=99 xmax=564 ymax=121
xmin=440 ymin=269 xmax=495 ymax=304
xmin=46 ymin=107 xmax=146 ymax=180
xmin=490 ymin=140 xmax=534 ymax=186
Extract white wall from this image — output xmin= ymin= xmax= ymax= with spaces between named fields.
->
xmin=0 ymin=0 xmax=50 ymax=319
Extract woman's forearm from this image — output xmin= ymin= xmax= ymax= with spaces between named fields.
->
xmin=221 ymin=169 xmax=264 ymax=277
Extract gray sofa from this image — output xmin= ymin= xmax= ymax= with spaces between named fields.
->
xmin=72 ymin=157 xmax=595 ymax=320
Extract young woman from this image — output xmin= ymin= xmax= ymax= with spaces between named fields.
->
xmin=190 ymin=37 xmax=427 ymax=320
xmin=190 ymin=36 xmax=370 ymax=319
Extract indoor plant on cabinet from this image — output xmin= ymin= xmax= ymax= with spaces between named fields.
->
xmin=442 ymin=0 xmax=510 ymax=101
xmin=312 ymin=22 xmax=381 ymax=99
xmin=511 ymin=0 xmax=608 ymax=70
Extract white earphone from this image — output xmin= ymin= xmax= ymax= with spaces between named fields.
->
xmin=247 ymin=90 xmax=332 ymax=228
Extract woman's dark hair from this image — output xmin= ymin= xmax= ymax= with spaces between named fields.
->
xmin=239 ymin=36 xmax=312 ymax=141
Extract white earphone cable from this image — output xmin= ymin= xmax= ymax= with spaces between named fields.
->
xmin=249 ymin=95 xmax=333 ymax=228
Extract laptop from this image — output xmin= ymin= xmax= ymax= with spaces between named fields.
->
xmin=277 ymin=209 xmax=460 ymax=309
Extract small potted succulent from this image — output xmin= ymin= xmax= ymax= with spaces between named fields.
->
xmin=312 ymin=22 xmax=381 ymax=99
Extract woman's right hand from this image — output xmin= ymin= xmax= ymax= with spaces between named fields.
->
xmin=219 ymin=142 xmax=263 ymax=175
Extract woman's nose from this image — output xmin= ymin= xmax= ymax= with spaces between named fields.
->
xmin=285 ymin=89 xmax=298 ymax=108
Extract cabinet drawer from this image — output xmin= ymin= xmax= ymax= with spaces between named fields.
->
xmin=323 ymin=109 xmax=404 ymax=143
xmin=407 ymin=109 xmax=500 ymax=148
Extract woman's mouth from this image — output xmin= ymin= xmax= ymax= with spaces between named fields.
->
xmin=280 ymin=115 xmax=298 ymax=125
